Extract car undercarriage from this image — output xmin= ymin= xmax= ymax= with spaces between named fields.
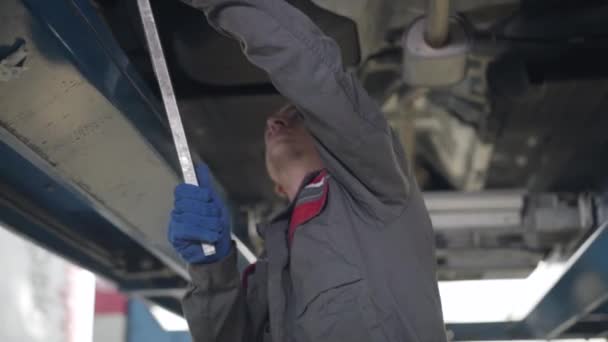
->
xmin=94 ymin=0 xmax=608 ymax=280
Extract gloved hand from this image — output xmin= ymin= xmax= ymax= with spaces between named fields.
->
xmin=168 ymin=164 xmax=232 ymax=264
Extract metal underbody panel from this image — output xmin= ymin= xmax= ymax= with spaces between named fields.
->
xmin=91 ymin=0 xmax=608 ymax=197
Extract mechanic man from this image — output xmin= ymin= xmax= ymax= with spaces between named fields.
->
xmin=167 ymin=0 xmax=447 ymax=341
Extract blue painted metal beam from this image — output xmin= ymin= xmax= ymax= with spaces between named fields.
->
xmin=447 ymin=219 xmax=608 ymax=341
xmin=21 ymin=0 xmax=180 ymax=173
xmin=19 ymin=0 xmax=255 ymax=267
xmin=521 ymin=220 xmax=608 ymax=339
xmin=1 ymin=0 xmax=197 ymax=286
xmin=0 ymin=124 xmax=189 ymax=283
xmin=3 ymin=0 xmax=252 ymax=289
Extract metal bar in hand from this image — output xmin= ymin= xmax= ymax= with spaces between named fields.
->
xmin=136 ymin=0 xmax=257 ymax=263
xmin=136 ymin=0 xmax=216 ymax=256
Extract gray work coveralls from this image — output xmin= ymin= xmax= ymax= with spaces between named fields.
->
xmin=180 ymin=0 xmax=447 ymax=341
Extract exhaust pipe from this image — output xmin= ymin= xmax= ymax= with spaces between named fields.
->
xmin=402 ymin=0 xmax=468 ymax=86
xmin=425 ymin=0 xmax=450 ymax=48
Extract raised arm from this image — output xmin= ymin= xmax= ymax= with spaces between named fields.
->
xmin=182 ymin=0 xmax=411 ymax=211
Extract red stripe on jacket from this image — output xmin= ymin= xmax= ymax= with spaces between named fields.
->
xmin=288 ymin=170 xmax=329 ymax=245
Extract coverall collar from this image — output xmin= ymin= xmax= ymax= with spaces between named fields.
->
xmin=258 ymin=169 xmax=323 ymax=224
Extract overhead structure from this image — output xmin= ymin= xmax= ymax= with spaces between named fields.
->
xmin=402 ymin=0 xmax=469 ymax=86
xmin=425 ymin=0 xmax=450 ymax=48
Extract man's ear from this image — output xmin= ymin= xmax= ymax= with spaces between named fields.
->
xmin=274 ymin=183 xmax=288 ymax=199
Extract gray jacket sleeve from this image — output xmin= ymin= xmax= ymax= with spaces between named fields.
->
xmin=182 ymin=247 xmax=248 ymax=342
xmin=183 ymin=0 xmax=411 ymax=211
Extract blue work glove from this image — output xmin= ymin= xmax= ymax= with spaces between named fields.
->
xmin=168 ymin=164 xmax=232 ymax=264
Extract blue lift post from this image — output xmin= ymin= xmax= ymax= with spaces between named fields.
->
xmin=2 ymin=0 xmax=608 ymax=340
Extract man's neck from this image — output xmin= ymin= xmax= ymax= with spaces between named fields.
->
xmin=279 ymin=166 xmax=322 ymax=202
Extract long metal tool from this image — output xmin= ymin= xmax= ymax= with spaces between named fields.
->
xmin=136 ymin=0 xmax=258 ymax=264
xmin=136 ymin=0 xmax=217 ymax=256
